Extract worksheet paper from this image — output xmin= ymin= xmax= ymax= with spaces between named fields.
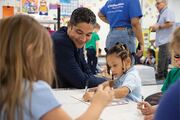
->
xmin=71 ymin=94 xmax=129 ymax=106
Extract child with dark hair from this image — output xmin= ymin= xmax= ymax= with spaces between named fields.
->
xmin=140 ymin=48 xmax=156 ymax=67
xmin=83 ymin=43 xmax=142 ymax=102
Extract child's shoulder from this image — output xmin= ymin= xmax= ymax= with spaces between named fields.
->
xmin=125 ymin=66 xmax=140 ymax=78
xmin=31 ymin=80 xmax=51 ymax=91
xmin=169 ymin=67 xmax=180 ymax=73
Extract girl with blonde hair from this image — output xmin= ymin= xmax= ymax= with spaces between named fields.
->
xmin=0 ymin=14 xmax=113 ymax=120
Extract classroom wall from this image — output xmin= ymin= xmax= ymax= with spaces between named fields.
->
xmin=168 ymin=0 xmax=180 ymax=23
xmin=0 ymin=0 xmax=179 ymax=54
xmin=0 ymin=0 xmax=20 ymax=18
xmin=90 ymin=0 xmax=108 ymax=55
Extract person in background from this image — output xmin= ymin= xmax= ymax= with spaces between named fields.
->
xmin=96 ymin=48 xmax=106 ymax=74
xmin=154 ymin=79 xmax=180 ymax=120
xmin=140 ymin=48 xmax=156 ymax=67
xmin=150 ymin=0 xmax=175 ymax=80
xmin=135 ymin=43 xmax=143 ymax=64
xmin=83 ymin=43 xmax=142 ymax=102
xmin=0 ymin=14 xmax=114 ymax=120
xmin=137 ymin=26 xmax=180 ymax=120
xmin=45 ymin=26 xmax=55 ymax=35
xmin=98 ymin=0 xmax=144 ymax=61
xmin=52 ymin=7 xmax=107 ymax=88
xmin=85 ymin=23 xmax=100 ymax=74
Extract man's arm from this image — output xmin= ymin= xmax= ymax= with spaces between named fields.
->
xmin=53 ymin=36 xmax=105 ymax=88
xmin=98 ymin=12 xmax=109 ymax=24
xmin=151 ymin=21 xmax=174 ymax=32
xmin=131 ymin=17 xmax=144 ymax=52
xmin=159 ymin=22 xmax=174 ymax=29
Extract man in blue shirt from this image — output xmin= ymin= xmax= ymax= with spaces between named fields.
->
xmin=98 ymin=0 xmax=144 ymax=56
xmin=52 ymin=7 xmax=106 ymax=88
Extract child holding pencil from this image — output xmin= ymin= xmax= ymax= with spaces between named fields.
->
xmin=83 ymin=43 xmax=142 ymax=102
xmin=137 ymin=27 xmax=180 ymax=120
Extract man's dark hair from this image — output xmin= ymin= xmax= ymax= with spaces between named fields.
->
xmin=69 ymin=7 xmax=96 ymax=26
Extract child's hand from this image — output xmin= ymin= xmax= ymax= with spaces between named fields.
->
xmin=137 ymin=101 xmax=155 ymax=115
xmin=102 ymin=80 xmax=114 ymax=88
xmin=83 ymin=91 xmax=95 ymax=102
xmin=91 ymin=84 xmax=114 ymax=108
xmin=88 ymin=87 xmax=97 ymax=92
xmin=149 ymin=25 xmax=158 ymax=32
xmin=144 ymin=114 xmax=154 ymax=120
xmin=136 ymin=50 xmax=143 ymax=57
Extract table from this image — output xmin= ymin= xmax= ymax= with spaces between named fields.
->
xmin=53 ymin=85 xmax=162 ymax=120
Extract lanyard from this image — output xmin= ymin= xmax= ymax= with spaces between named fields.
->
xmin=157 ymin=7 xmax=167 ymax=23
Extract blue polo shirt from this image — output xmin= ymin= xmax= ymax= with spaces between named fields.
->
xmin=100 ymin=0 xmax=142 ymax=28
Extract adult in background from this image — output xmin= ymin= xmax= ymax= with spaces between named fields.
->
xmin=150 ymin=0 xmax=175 ymax=80
xmin=98 ymin=0 xmax=144 ymax=58
xmin=52 ymin=7 xmax=106 ymax=88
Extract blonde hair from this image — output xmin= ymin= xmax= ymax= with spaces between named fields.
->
xmin=0 ymin=14 xmax=55 ymax=120
xmin=170 ymin=27 xmax=180 ymax=49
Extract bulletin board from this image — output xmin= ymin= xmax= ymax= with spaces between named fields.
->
xmin=141 ymin=0 xmax=158 ymax=28
xmin=22 ymin=0 xmax=38 ymax=14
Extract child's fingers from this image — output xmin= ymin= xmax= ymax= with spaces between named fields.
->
xmin=88 ymin=87 xmax=97 ymax=92
xmin=104 ymin=86 xmax=110 ymax=91
xmin=97 ymin=84 xmax=103 ymax=91
xmin=104 ymin=86 xmax=114 ymax=98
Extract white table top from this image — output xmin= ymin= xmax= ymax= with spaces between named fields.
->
xmin=53 ymin=85 xmax=162 ymax=120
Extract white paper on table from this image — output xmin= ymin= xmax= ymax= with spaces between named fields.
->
xmin=71 ymin=94 xmax=129 ymax=106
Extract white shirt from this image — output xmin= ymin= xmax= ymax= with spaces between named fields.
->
xmin=113 ymin=66 xmax=142 ymax=102
xmin=156 ymin=7 xmax=175 ymax=46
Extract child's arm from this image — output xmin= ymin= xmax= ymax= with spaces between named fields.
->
xmin=83 ymin=80 xmax=114 ymax=101
xmin=137 ymin=102 xmax=157 ymax=115
xmin=101 ymin=80 xmax=114 ymax=88
xmin=113 ymin=86 xmax=130 ymax=99
xmin=83 ymin=91 xmax=95 ymax=102
xmin=78 ymin=85 xmax=114 ymax=120
xmin=96 ymin=41 xmax=99 ymax=57
xmin=42 ymin=85 xmax=114 ymax=120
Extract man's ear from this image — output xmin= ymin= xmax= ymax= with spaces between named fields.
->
xmin=67 ymin=22 xmax=73 ymax=29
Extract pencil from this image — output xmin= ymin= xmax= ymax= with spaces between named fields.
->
xmin=84 ymin=80 xmax=89 ymax=92
xmin=142 ymin=95 xmax=145 ymax=109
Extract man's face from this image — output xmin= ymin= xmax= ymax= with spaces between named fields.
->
xmin=155 ymin=0 xmax=166 ymax=11
xmin=68 ymin=22 xmax=94 ymax=48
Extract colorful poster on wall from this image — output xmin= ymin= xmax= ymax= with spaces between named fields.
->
xmin=49 ymin=3 xmax=58 ymax=9
xmin=39 ymin=0 xmax=48 ymax=15
xmin=142 ymin=0 xmax=158 ymax=28
xmin=3 ymin=6 xmax=14 ymax=17
xmin=60 ymin=0 xmax=70 ymax=3
xmin=22 ymin=0 xmax=38 ymax=14
xmin=60 ymin=0 xmax=79 ymax=16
